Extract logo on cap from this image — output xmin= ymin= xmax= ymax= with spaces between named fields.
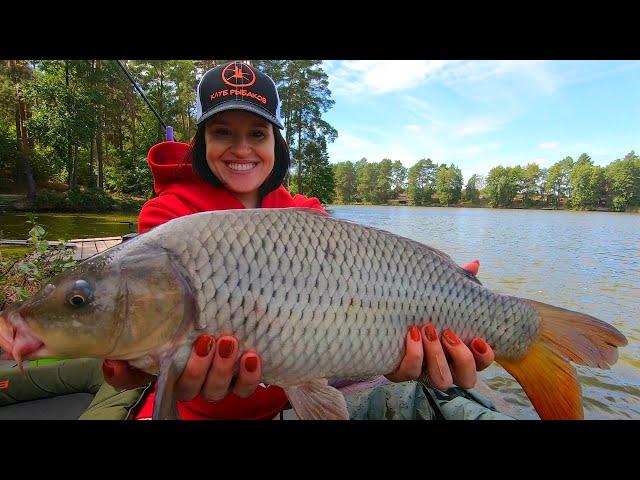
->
xmin=222 ymin=62 xmax=256 ymax=88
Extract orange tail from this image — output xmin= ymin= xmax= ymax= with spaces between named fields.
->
xmin=496 ymin=299 xmax=627 ymax=420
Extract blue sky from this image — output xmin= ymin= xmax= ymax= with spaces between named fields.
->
xmin=320 ymin=60 xmax=640 ymax=182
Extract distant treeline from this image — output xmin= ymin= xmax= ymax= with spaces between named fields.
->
xmin=2 ymin=61 xmax=638 ymax=213
xmin=1 ymin=60 xmax=337 ymax=207
xmin=333 ymin=152 xmax=640 ymax=211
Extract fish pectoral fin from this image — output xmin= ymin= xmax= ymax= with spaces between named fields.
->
xmin=152 ymin=355 xmax=180 ymax=420
xmin=284 ymin=378 xmax=349 ymax=420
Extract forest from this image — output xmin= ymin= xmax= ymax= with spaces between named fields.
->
xmin=2 ymin=60 xmax=638 ymax=211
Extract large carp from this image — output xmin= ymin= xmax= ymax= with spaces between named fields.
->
xmin=0 ymin=208 xmax=627 ymax=420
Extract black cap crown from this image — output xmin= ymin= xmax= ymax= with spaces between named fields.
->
xmin=196 ymin=61 xmax=283 ymax=129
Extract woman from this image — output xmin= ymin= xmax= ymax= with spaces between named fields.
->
xmin=101 ymin=61 xmax=498 ymax=420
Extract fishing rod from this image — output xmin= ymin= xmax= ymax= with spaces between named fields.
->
xmin=114 ymin=60 xmax=174 ymax=141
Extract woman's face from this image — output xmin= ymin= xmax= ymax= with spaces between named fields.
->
xmin=204 ymin=110 xmax=276 ymax=196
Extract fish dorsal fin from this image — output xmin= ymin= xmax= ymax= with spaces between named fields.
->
xmin=284 ymin=378 xmax=349 ymax=420
xmin=459 ymin=265 xmax=482 ymax=285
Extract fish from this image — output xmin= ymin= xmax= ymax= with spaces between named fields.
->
xmin=0 ymin=208 xmax=628 ymax=420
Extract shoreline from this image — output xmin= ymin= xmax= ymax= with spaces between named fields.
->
xmin=328 ymin=203 xmax=640 ymax=213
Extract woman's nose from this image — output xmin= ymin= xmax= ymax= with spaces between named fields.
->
xmin=230 ymin=136 xmax=251 ymax=156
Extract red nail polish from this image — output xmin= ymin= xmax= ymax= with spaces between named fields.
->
xmin=218 ymin=338 xmax=234 ymax=358
xmin=245 ymin=356 xmax=258 ymax=373
xmin=424 ymin=324 xmax=437 ymax=342
xmin=195 ymin=335 xmax=214 ymax=357
xmin=472 ymin=338 xmax=488 ymax=354
xmin=442 ymin=329 xmax=460 ymax=346
xmin=410 ymin=325 xmax=421 ymax=342
xmin=102 ymin=361 xmax=115 ymax=378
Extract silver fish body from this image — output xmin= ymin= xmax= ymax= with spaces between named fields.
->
xmin=135 ymin=208 xmax=539 ymax=385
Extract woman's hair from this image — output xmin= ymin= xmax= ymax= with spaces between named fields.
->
xmin=189 ymin=120 xmax=290 ymax=198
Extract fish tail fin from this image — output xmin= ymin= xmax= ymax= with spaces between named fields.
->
xmin=496 ymin=299 xmax=627 ymax=420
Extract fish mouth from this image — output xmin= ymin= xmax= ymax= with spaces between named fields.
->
xmin=0 ymin=307 xmax=48 ymax=364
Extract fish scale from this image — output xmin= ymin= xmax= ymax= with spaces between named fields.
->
xmin=147 ymin=208 xmax=540 ymax=385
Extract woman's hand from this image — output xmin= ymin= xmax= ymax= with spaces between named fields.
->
xmin=385 ymin=258 xmax=494 ymax=390
xmin=384 ymin=324 xmax=494 ymax=389
xmin=102 ymin=335 xmax=262 ymax=401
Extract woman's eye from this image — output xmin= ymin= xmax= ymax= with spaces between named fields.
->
xmin=214 ymin=128 xmax=231 ymax=136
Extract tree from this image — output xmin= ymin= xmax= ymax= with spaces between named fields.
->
xmin=357 ymin=161 xmax=378 ymax=204
xmin=546 ymin=156 xmax=574 ymax=205
xmin=4 ymin=60 xmax=37 ymax=200
xmin=257 ymin=61 xmax=337 ymax=196
xmin=463 ymin=174 xmax=480 ymax=204
xmin=569 ymin=157 xmax=604 ymax=209
xmin=485 ymin=165 xmax=521 ymax=207
xmin=521 ymin=163 xmax=542 ymax=206
xmin=435 ymin=163 xmax=463 ymax=206
xmin=605 ymin=151 xmax=640 ymax=211
xmin=333 ymin=161 xmax=357 ymax=204
xmin=300 ymin=134 xmax=335 ymax=204
xmin=407 ymin=158 xmax=437 ymax=206
xmin=390 ymin=160 xmax=407 ymax=196
xmin=375 ymin=158 xmax=393 ymax=204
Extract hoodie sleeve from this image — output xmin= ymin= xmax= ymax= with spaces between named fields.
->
xmin=291 ymin=194 xmax=326 ymax=213
xmin=137 ymin=195 xmax=193 ymax=234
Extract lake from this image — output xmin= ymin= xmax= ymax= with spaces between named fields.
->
xmin=1 ymin=206 xmax=639 ymax=419
xmin=329 ymin=205 xmax=640 ymax=419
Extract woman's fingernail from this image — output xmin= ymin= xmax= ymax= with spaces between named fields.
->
xmin=218 ymin=338 xmax=235 ymax=358
xmin=471 ymin=338 xmax=488 ymax=354
xmin=442 ymin=329 xmax=461 ymax=346
xmin=410 ymin=325 xmax=421 ymax=342
xmin=424 ymin=324 xmax=438 ymax=342
xmin=245 ymin=355 xmax=258 ymax=373
xmin=102 ymin=361 xmax=115 ymax=378
xmin=195 ymin=335 xmax=214 ymax=357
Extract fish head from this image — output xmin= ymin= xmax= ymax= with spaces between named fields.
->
xmin=0 ymin=245 xmax=193 ymax=364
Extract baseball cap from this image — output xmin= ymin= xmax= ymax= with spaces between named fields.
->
xmin=195 ymin=61 xmax=284 ymax=129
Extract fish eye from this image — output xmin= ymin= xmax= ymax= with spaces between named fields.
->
xmin=66 ymin=279 xmax=93 ymax=308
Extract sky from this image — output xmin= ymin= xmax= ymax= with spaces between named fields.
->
xmin=320 ymin=60 xmax=640 ymax=183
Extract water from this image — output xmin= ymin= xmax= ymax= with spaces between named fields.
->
xmin=328 ymin=205 xmax=640 ymax=419
xmin=0 ymin=212 xmax=139 ymax=240
xmin=1 ymin=207 xmax=639 ymax=419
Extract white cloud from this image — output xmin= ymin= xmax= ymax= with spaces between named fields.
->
xmin=328 ymin=60 xmax=454 ymax=96
xmin=539 ymin=141 xmax=560 ymax=150
xmin=452 ymin=116 xmax=508 ymax=138
xmin=405 ymin=124 xmax=422 ymax=132
xmin=327 ymin=60 xmax=561 ymax=101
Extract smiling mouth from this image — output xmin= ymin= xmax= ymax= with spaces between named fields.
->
xmin=225 ymin=162 xmax=258 ymax=172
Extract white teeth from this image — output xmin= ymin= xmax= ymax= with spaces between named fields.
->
xmin=227 ymin=163 xmax=257 ymax=171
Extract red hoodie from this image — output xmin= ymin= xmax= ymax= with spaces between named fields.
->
xmin=133 ymin=141 xmax=325 ymax=420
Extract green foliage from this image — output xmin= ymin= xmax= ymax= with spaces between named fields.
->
xmin=546 ymin=156 xmax=574 ymax=205
xmin=299 ymin=136 xmax=335 ymax=204
xmin=1 ymin=214 xmax=76 ymax=308
xmin=569 ymin=159 xmax=604 ymax=209
xmin=407 ymin=159 xmax=437 ymax=206
xmin=485 ymin=165 xmax=522 ymax=207
xmin=435 ymin=164 xmax=463 ymax=206
xmin=333 ymin=161 xmax=357 ymax=204
xmin=357 ymin=161 xmax=379 ymax=204
xmin=605 ymin=151 xmax=640 ymax=211
xmin=463 ymin=174 xmax=480 ymax=204
xmin=32 ymin=188 xmax=142 ymax=212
